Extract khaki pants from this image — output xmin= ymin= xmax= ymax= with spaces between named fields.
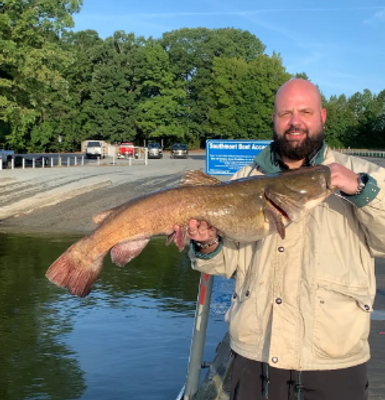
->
xmin=230 ymin=353 xmax=368 ymax=400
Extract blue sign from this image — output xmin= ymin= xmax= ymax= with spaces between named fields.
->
xmin=206 ymin=139 xmax=272 ymax=175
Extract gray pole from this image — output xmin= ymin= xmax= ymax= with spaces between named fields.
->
xmin=183 ymin=272 xmax=214 ymax=400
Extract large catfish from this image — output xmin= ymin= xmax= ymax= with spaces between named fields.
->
xmin=46 ymin=165 xmax=334 ymax=297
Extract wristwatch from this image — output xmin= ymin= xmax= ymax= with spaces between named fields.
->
xmin=356 ymin=173 xmax=368 ymax=195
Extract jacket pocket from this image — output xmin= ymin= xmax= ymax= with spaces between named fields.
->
xmin=313 ymin=282 xmax=372 ymax=359
xmin=225 ymin=286 xmax=261 ymax=345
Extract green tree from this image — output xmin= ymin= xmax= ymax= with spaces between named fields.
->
xmin=29 ymin=29 xmax=104 ymax=152
xmin=135 ymin=43 xmax=187 ymax=145
xmin=205 ymin=54 xmax=291 ymax=140
xmin=83 ymin=31 xmax=147 ymax=144
xmin=160 ymin=28 xmax=266 ymax=146
xmin=0 ymin=0 xmax=83 ymax=151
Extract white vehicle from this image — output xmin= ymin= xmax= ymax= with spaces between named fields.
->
xmin=85 ymin=141 xmax=105 ymax=159
xmin=0 ymin=149 xmax=15 ymax=169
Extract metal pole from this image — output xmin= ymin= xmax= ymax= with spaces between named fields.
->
xmin=183 ymin=273 xmax=214 ymax=400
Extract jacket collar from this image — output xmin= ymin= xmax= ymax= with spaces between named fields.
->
xmin=253 ymin=141 xmax=327 ymax=174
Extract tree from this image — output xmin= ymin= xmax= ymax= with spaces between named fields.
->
xmin=0 ymin=0 xmax=83 ymax=151
xmin=160 ymin=28 xmax=266 ymax=145
xmin=135 ymin=43 xmax=187 ymax=145
xmin=83 ymin=31 xmax=147 ymax=144
xmin=205 ymin=54 xmax=291 ymax=140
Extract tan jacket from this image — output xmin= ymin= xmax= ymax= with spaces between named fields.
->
xmin=189 ymin=146 xmax=385 ymax=370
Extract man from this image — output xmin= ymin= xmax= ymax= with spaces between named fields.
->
xmin=176 ymin=79 xmax=385 ymax=399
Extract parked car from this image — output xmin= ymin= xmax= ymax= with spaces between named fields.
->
xmin=0 ymin=149 xmax=15 ymax=169
xmin=147 ymin=143 xmax=163 ymax=159
xmin=170 ymin=143 xmax=189 ymax=159
xmin=86 ymin=141 xmax=105 ymax=159
xmin=117 ymin=142 xmax=134 ymax=159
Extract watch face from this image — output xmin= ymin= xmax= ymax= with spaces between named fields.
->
xmin=357 ymin=173 xmax=367 ymax=193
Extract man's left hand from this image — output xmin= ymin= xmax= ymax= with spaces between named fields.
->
xmin=328 ymin=163 xmax=359 ymax=195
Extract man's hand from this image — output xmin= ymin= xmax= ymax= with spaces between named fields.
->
xmin=328 ymin=163 xmax=359 ymax=195
xmin=174 ymin=219 xmax=218 ymax=243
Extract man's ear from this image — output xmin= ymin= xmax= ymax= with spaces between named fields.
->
xmin=321 ymin=108 xmax=327 ymax=125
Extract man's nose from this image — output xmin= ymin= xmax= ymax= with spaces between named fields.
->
xmin=289 ymin=111 xmax=302 ymax=126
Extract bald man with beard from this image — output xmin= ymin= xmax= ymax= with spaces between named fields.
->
xmin=175 ymin=79 xmax=385 ymax=399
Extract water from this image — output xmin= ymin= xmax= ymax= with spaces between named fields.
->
xmin=0 ymin=232 xmax=232 ymax=400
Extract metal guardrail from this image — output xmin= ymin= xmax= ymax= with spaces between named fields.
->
xmin=0 ymin=151 xmax=149 ymax=170
xmin=335 ymin=149 xmax=385 ymax=158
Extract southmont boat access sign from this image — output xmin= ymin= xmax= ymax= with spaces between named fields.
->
xmin=206 ymin=139 xmax=272 ymax=175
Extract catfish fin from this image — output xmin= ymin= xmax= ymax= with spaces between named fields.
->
xmin=166 ymin=227 xmax=187 ymax=251
xmin=264 ymin=185 xmax=305 ymax=223
xmin=111 ymin=238 xmax=150 ymax=266
xmin=264 ymin=202 xmax=286 ymax=240
xmin=46 ymin=240 xmax=107 ymax=298
xmin=93 ymin=209 xmax=115 ymax=224
xmin=180 ymin=170 xmax=222 ymax=186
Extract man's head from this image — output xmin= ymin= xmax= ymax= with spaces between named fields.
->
xmin=272 ymin=79 xmax=326 ymax=165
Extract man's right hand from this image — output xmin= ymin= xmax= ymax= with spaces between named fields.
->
xmin=174 ymin=219 xmax=220 ymax=253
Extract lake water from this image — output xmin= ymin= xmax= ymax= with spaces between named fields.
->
xmin=0 ymin=231 xmax=232 ymax=400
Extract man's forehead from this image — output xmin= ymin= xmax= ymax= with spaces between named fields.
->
xmin=275 ymin=88 xmax=321 ymax=110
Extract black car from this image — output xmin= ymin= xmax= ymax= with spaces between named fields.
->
xmin=170 ymin=143 xmax=189 ymax=159
xmin=147 ymin=143 xmax=163 ymax=159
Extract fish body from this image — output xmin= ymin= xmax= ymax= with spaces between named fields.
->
xmin=46 ymin=165 xmax=333 ymax=297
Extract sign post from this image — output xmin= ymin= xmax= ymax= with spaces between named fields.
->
xmin=57 ymin=135 xmax=62 ymax=166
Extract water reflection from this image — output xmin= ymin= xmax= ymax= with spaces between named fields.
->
xmin=0 ymin=233 xmax=86 ymax=400
xmin=0 ymin=232 xmax=228 ymax=400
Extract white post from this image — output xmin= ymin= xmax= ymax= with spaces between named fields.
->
xmin=112 ymin=154 xmax=115 ymax=165
xmin=51 ymin=158 xmax=53 ymax=168
xmin=67 ymin=157 xmax=70 ymax=167
xmin=97 ymin=156 xmax=100 ymax=166
xmin=74 ymin=156 xmax=77 ymax=166
xmin=32 ymin=158 xmax=35 ymax=169
xmin=81 ymin=156 xmax=84 ymax=166
xmin=11 ymin=158 xmax=14 ymax=169
xmin=0 ymin=159 xmax=2 ymax=170
xmin=42 ymin=158 xmax=45 ymax=169
xmin=129 ymin=157 xmax=132 ymax=166
xmin=22 ymin=158 xmax=25 ymax=169
xmin=145 ymin=148 xmax=148 ymax=166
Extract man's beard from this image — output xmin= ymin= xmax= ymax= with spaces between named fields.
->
xmin=273 ymin=125 xmax=325 ymax=161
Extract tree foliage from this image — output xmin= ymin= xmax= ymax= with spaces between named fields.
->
xmin=1 ymin=2 xmax=384 ymax=151
xmin=0 ymin=0 xmax=83 ymax=151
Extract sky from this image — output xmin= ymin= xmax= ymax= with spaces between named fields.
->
xmin=72 ymin=0 xmax=385 ymax=99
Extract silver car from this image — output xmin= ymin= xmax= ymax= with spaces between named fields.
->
xmin=170 ymin=143 xmax=189 ymax=159
xmin=147 ymin=143 xmax=163 ymax=159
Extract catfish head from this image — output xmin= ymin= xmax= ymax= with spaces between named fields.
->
xmin=263 ymin=165 xmax=334 ymax=238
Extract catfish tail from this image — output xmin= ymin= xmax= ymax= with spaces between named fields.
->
xmin=46 ymin=242 xmax=106 ymax=297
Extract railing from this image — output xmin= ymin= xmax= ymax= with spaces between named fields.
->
xmin=0 ymin=149 xmax=148 ymax=170
xmin=0 ymin=155 xmax=86 ymax=170
xmin=335 ymin=149 xmax=385 ymax=158
xmin=176 ymin=273 xmax=214 ymax=400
